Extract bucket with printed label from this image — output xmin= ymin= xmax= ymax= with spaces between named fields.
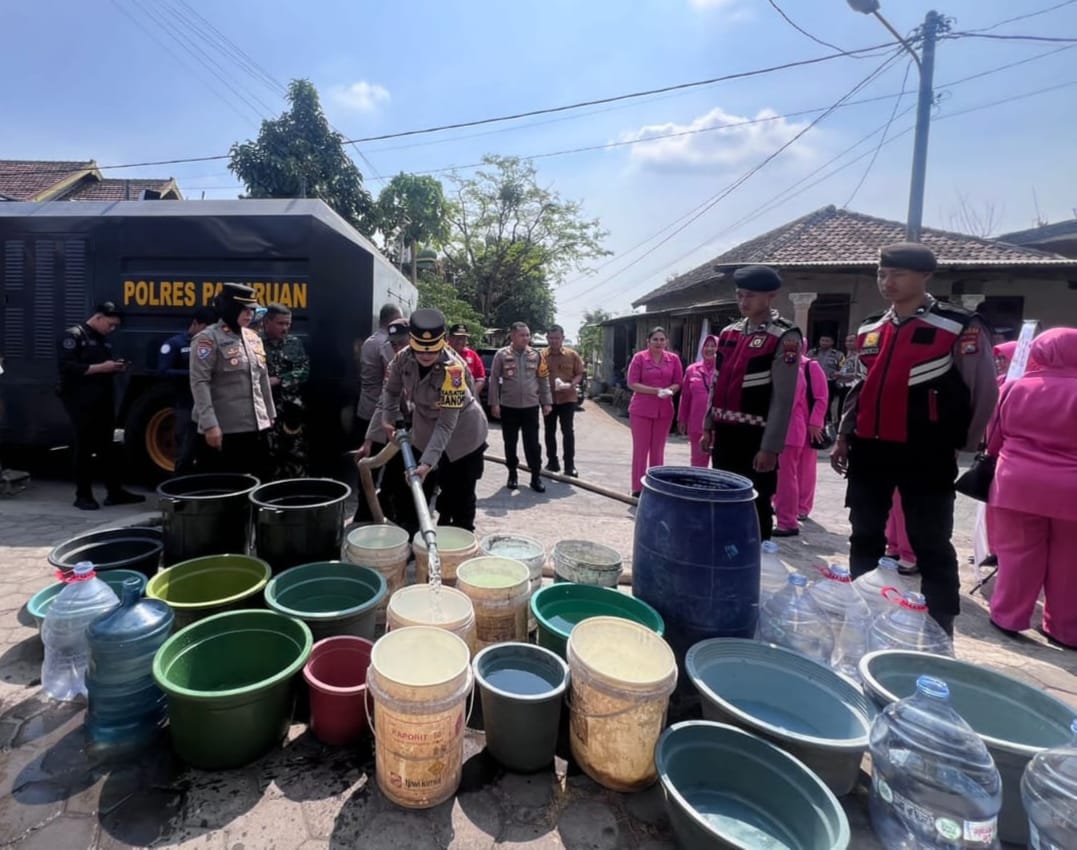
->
xmin=366 ymin=626 xmax=473 ymax=809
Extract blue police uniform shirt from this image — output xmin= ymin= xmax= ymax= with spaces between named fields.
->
xmin=158 ymin=332 xmax=192 ymax=376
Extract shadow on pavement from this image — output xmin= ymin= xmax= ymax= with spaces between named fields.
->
xmin=0 ymin=634 xmax=44 ymax=688
xmin=330 ymin=787 xmax=455 ymax=849
xmin=13 ymin=724 xmax=104 ymax=805
xmin=1 ymin=695 xmax=79 ymax=745
xmin=265 ymin=728 xmax=375 ymax=802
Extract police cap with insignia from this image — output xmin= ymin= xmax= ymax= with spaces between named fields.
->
xmin=879 ymin=242 xmax=937 ymax=272
xmin=448 ymin=323 xmax=470 ymax=338
xmin=409 ymin=308 xmax=447 ymax=352
xmin=220 ymin=282 xmax=260 ymax=306
xmin=732 ymin=265 xmax=782 ymax=292
xmin=94 ymin=301 xmax=124 ymax=319
xmin=387 ymin=317 xmax=410 ymax=343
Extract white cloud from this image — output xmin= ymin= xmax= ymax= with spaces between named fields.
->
xmin=688 ymin=0 xmax=739 ymax=8
xmin=330 ymin=80 xmax=391 ymax=112
xmin=619 ymin=106 xmax=817 ymax=173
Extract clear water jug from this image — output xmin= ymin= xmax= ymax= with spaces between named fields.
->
xmin=854 ymin=557 xmax=912 ymax=619
xmin=759 ymin=540 xmax=789 ymax=603
xmin=41 ymin=562 xmax=120 ymax=701
xmin=757 ymin=573 xmax=834 ymax=666
xmin=1021 ymin=718 xmax=1077 ymax=850
xmin=86 ymin=577 xmax=174 ymax=751
xmin=869 ymin=590 xmax=954 ymax=657
xmin=870 ymin=675 xmax=1002 ymax=850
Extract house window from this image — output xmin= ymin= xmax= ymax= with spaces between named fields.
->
xmin=807 ymin=294 xmax=851 ymax=350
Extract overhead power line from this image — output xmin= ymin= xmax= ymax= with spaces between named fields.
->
xmin=965 ymin=0 xmax=1077 ymax=33
xmin=844 ymin=58 xmax=914 ymax=208
xmin=766 ymin=0 xmax=846 ymax=53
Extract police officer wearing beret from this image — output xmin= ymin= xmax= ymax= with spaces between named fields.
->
xmin=189 ymin=283 xmax=275 ymax=480
xmin=363 ymin=309 xmax=489 ymax=532
xmin=832 ymin=243 xmax=998 ymax=637
xmin=701 ymin=266 xmax=802 ymax=540
xmin=57 ymin=302 xmax=146 ymax=510
xmin=159 ymin=306 xmax=216 ymax=476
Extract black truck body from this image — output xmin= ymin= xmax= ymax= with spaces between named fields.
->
xmin=0 ymin=199 xmax=417 ymax=479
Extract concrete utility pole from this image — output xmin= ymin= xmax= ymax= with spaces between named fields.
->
xmin=847 ymin=2 xmax=942 ymax=241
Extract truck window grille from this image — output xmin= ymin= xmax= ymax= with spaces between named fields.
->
xmin=34 ymin=240 xmax=56 ymax=358
xmin=63 ymin=239 xmax=88 ymax=327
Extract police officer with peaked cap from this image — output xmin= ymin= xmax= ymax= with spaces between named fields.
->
xmin=364 ymin=308 xmax=488 ymax=533
xmin=57 ymin=301 xmax=146 ymax=509
xmin=701 ymin=265 xmax=802 ymax=540
xmin=832 ymin=242 xmax=998 ymax=637
xmin=189 ymin=283 xmax=276 ymax=480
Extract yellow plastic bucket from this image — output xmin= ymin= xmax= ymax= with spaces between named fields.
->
xmin=412 ymin=527 xmax=480 ymax=586
xmin=343 ymin=525 xmax=411 ymax=622
xmin=386 ymin=585 xmax=477 ymax=654
xmin=567 ymin=616 xmax=677 ymax=792
xmin=367 ymin=626 xmax=473 ymax=809
xmin=455 ymin=557 xmax=531 ymax=649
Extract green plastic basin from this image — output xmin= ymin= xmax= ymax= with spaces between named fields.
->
xmin=153 ymin=609 xmax=312 ymax=769
xmin=146 ymin=554 xmax=271 ymax=629
xmin=859 ymin=649 xmax=1076 ymax=846
xmin=263 ymin=561 xmax=387 ymax=642
xmin=657 ymin=721 xmax=850 ymax=849
xmin=686 ymin=638 xmax=876 ymax=796
xmin=28 ymin=569 xmax=148 ymax=631
xmin=530 ymin=583 xmax=664 ymax=659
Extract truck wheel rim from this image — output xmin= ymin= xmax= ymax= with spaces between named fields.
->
xmin=147 ymin=409 xmax=176 ymax=472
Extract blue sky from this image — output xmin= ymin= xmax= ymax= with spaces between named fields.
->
xmin=4 ymin=0 xmax=1077 ymax=336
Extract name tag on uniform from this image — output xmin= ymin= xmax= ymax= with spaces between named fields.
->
xmin=749 ymin=336 xmax=765 ymax=348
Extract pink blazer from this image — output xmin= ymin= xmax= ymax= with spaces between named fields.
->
xmin=678 ymin=360 xmax=715 ymax=435
xmin=785 ymin=357 xmax=828 ymax=447
xmin=987 ymin=328 xmax=1077 ymax=521
xmin=628 ymin=350 xmax=683 ymax=420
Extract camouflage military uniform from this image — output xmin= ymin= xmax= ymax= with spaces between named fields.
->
xmin=264 ymin=333 xmax=310 ymax=480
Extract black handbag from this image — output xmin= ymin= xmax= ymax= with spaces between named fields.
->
xmin=955 ymin=453 xmax=997 ymax=502
xmin=803 ymin=362 xmax=836 ymax=451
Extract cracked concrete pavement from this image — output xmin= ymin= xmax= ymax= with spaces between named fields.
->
xmin=1 ymin=400 xmax=1073 ymax=848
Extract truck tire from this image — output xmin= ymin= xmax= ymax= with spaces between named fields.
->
xmin=125 ymin=387 xmax=177 ymax=482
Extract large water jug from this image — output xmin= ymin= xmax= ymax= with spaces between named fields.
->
xmin=86 ymin=577 xmax=174 ymax=752
xmin=41 ymin=562 xmax=120 ymax=701
xmin=869 ymin=590 xmax=954 ymax=657
xmin=869 ymin=675 xmax=1002 ymax=849
xmin=759 ymin=541 xmax=789 ymax=603
xmin=1021 ymin=718 xmax=1077 ymax=850
xmin=757 ymin=573 xmax=834 ymax=666
xmin=854 ymin=557 xmax=913 ymax=619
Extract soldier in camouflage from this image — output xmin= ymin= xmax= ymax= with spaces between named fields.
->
xmin=262 ymin=303 xmax=310 ymax=479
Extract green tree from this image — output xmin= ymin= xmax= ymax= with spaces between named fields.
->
xmin=415 ymin=271 xmax=485 ymax=337
xmin=445 ymin=155 xmax=609 ymax=329
xmin=376 ymin=173 xmax=451 ymax=280
xmin=229 ymin=79 xmax=374 ymax=234
xmin=577 ymin=308 xmax=613 ymax=362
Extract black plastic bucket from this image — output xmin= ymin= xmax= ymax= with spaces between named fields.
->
xmin=48 ymin=527 xmax=164 ymax=579
xmin=157 ymin=474 xmax=261 ymax=566
xmin=251 ymin=479 xmax=352 ymax=573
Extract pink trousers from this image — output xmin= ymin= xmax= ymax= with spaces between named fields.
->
xmin=774 ymin=444 xmax=817 ymax=530
xmin=688 ymin=431 xmax=709 ymax=468
xmin=630 ymin=414 xmax=671 ymax=491
xmin=989 ymin=505 xmax=1077 ymax=645
xmin=885 ymin=490 xmax=916 ymax=564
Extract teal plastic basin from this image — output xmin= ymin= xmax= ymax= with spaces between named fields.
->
xmin=656 ymin=721 xmax=850 ymax=850
xmin=28 ymin=569 xmax=148 ymax=631
xmin=263 ymin=561 xmax=387 ymax=642
xmin=530 ymin=583 xmax=664 ymax=659
xmin=686 ymin=638 xmax=876 ymax=796
xmin=153 ymin=609 xmax=312 ymax=769
xmin=859 ymin=649 xmax=1076 ymax=846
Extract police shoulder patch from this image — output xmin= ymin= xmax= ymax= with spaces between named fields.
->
xmin=959 ymin=328 xmax=980 ymax=354
xmin=439 ymin=365 xmax=466 ymax=409
xmin=62 ymin=336 xmax=77 ymax=350
xmin=160 ymin=343 xmax=171 ymax=354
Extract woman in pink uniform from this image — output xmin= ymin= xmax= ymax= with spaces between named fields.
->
xmin=773 ymin=355 xmax=827 ymax=535
xmin=627 ymin=327 xmax=683 ymax=496
xmin=987 ymin=328 xmax=1077 ymax=648
xmin=677 ymin=335 xmax=718 ymax=467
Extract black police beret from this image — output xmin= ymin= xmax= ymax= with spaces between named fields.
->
xmin=387 ymin=318 xmax=410 ymax=341
xmin=220 ymin=282 xmax=259 ymax=305
xmin=409 ymin=308 xmax=447 ymax=352
xmin=448 ymin=323 xmax=470 ymax=337
xmin=879 ymin=242 xmax=937 ymax=272
xmin=732 ymin=265 xmax=782 ymax=292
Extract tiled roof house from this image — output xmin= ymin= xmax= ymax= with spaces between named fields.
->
xmin=0 ymin=160 xmax=182 ymax=202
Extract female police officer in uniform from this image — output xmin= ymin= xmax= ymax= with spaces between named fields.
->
xmin=361 ymin=308 xmax=488 ymax=532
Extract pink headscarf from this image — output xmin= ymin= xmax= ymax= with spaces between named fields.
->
xmin=993 ymin=341 xmax=1018 ymax=377
xmin=699 ymin=334 xmax=719 ymax=373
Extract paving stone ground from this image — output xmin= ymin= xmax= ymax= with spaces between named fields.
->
xmin=1 ymin=401 xmax=1074 ymax=849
